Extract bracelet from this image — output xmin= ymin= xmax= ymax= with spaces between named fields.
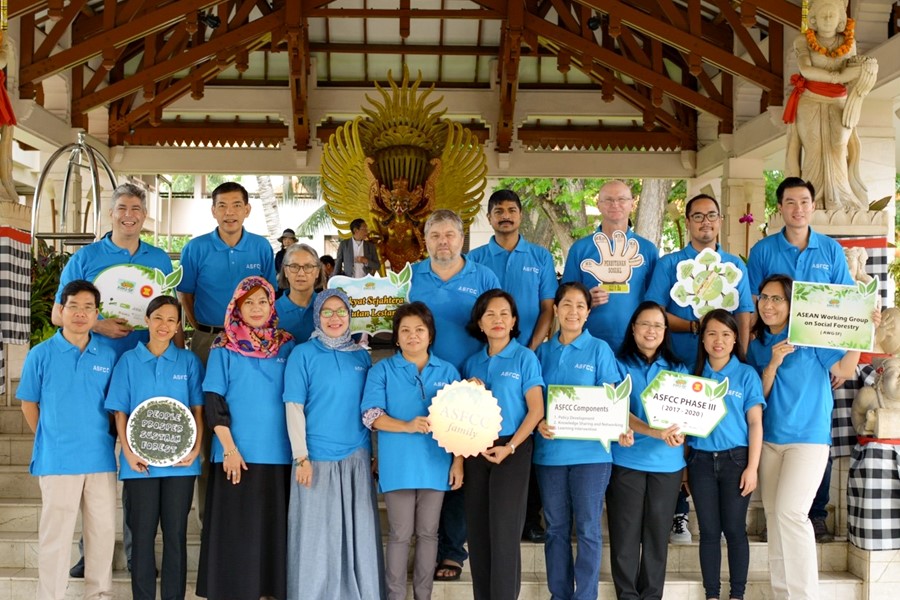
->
xmin=507 ymin=442 xmax=517 ymax=455
xmin=690 ymin=320 xmax=699 ymax=335
xmin=294 ymin=456 xmax=309 ymax=467
xmin=223 ymin=446 xmax=240 ymax=458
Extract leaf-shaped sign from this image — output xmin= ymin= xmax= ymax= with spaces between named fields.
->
xmin=616 ymin=374 xmax=632 ymax=401
xmin=713 ymin=377 xmax=729 ymax=399
xmin=163 ymin=266 xmax=184 ymax=291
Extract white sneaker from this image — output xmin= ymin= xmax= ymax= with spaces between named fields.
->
xmin=670 ymin=513 xmax=692 ymax=544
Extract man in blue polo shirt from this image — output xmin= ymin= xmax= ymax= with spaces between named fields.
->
xmin=562 ymin=180 xmax=658 ymax=352
xmin=408 ymin=209 xmax=500 ymax=582
xmin=468 ymin=188 xmax=556 ymax=543
xmin=747 ymin=176 xmax=855 ymax=544
xmin=52 ymin=182 xmax=176 ymax=359
xmin=469 ymin=189 xmax=556 ymax=350
xmin=647 ymin=194 xmax=755 ymax=367
xmin=177 ymin=181 xmax=277 ymax=366
xmin=19 ymin=280 xmax=118 ymax=600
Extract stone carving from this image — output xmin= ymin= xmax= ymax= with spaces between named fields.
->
xmin=852 ymin=357 xmax=900 ymax=437
xmin=784 ymin=0 xmax=878 ymax=211
xmin=844 ymin=247 xmax=874 ymax=287
xmin=0 ymin=32 xmax=17 ymax=203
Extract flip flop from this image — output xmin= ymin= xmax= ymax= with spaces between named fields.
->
xmin=433 ymin=562 xmax=462 ymax=581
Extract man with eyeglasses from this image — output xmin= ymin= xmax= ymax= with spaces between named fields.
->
xmin=562 ymin=180 xmax=657 ymax=352
xmin=746 ymin=176 xmax=855 ymax=545
xmin=177 ymin=181 xmax=277 ymax=366
xmin=647 ymin=193 xmax=754 ymax=366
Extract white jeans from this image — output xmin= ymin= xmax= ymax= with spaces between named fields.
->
xmin=759 ymin=442 xmax=829 ymax=600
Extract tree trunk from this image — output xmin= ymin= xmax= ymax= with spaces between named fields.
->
xmin=634 ymin=178 xmax=669 ymax=247
xmin=256 ymin=175 xmax=282 ymax=251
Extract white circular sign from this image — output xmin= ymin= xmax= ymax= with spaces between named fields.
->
xmin=126 ymin=396 xmax=197 ymax=467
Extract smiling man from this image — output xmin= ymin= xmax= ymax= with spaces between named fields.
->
xmin=52 ymin=182 xmax=175 ymax=359
xmin=177 ymin=181 xmax=277 ymax=366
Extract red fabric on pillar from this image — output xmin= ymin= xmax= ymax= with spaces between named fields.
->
xmin=0 ymin=71 xmax=16 ymax=126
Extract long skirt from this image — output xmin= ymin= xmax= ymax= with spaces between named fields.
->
xmin=287 ymin=446 xmax=385 ymax=600
xmin=196 ymin=463 xmax=290 ymax=599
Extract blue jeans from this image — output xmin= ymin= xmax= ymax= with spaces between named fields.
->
xmin=535 ymin=463 xmax=612 ymax=600
xmin=437 ymin=488 xmax=468 ymax=565
xmin=809 ymin=453 xmax=832 ymax=520
xmin=687 ymin=447 xmax=751 ymax=600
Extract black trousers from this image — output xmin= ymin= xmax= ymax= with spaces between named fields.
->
xmin=606 ymin=465 xmax=682 ymax=600
xmin=125 ymin=476 xmax=196 ymax=600
xmin=463 ymin=435 xmax=533 ymax=600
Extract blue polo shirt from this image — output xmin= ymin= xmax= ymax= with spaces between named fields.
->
xmin=177 ymin=228 xmax=277 ymax=327
xmin=468 ymin=236 xmax=557 ymax=346
xmin=275 ymin=292 xmax=316 ymax=343
xmin=534 ymin=330 xmax=624 ymax=466
xmin=203 ymin=340 xmax=296 ymax=465
xmin=284 ymin=339 xmax=372 ymax=461
xmin=462 ymin=339 xmax=543 ymax=436
xmin=562 ymin=227 xmax=657 ymax=353
xmin=361 ymin=352 xmax=460 ymax=493
xmin=688 ymin=356 xmax=765 ymax=452
xmin=612 ymin=354 xmax=687 ymax=473
xmin=17 ymin=331 xmax=118 ymax=476
xmin=105 ymin=343 xmax=205 ymax=479
xmin=646 ymin=244 xmax=755 ymax=368
xmin=747 ymin=227 xmax=853 ymax=295
xmin=56 ymin=233 xmax=173 ymax=358
xmin=408 ymin=258 xmax=501 ymax=371
xmin=747 ymin=329 xmax=844 ymax=445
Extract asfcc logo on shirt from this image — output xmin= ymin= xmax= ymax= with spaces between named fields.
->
xmin=811 ymin=263 xmax=831 ymax=272
xmin=574 ymin=363 xmax=595 ymax=372
xmin=92 ymin=364 xmax=111 ymax=374
xmin=500 ymin=371 xmax=521 ymax=380
xmin=522 ymin=266 xmax=539 ymax=274
xmin=245 ymin=263 xmax=262 ymax=270
xmin=457 ymin=286 xmax=479 ymax=296
xmin=172 ymin=374 xmax=188 ymax=381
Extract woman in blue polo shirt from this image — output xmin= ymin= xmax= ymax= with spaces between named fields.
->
xmin=747 ymin=274 xmax=869 ymax=599
xmin=534 ymin=282 xmax=633 ymax=600
xmin=105 ymin=295 xmax=204 ymax=600
xmin=608 ymin=301 xmax=686 ymax=600
xmin=274 ymin=243 xmax=324 ymax=342
xmin=196 ymin=276 xmax=295 ymax=600
xmin=284 ymin=289 xmax=383 ymax=600
xmin=361 ymin=301 xmax=463 ymax=600
xmin=687 ymin=309 xmax=764 ymax=600
xmin=461 ymin=289 xmax=544 ymax=600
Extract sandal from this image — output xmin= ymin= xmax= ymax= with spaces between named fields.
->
xmin=433 ymin=562 xmax=463 ymax=581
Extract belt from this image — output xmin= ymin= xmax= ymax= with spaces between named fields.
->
xmin=195 ymin=324 xmax=224 ymax=334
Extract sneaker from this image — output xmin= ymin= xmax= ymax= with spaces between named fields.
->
xmin=69 ymin=557 xmax=84 ymax=578
xmin=670 ymin=513 xmax=692 ymax=544
xmin=811 ymin=517 xmax=834 ymax=543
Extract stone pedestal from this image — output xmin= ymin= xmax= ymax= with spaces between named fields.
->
xmin=720 ymin=157 xmax=766 ymax=258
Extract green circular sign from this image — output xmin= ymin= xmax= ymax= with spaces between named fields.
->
xmin=126 ymin=397 xmax=197 ymax=467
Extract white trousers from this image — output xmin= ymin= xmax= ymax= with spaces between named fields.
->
xmin=759 ymin=442 xmax=829 ymax=600
xmin=37 ymin=473 xmax=116 ymax=600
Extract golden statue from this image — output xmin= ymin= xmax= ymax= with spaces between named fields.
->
xmin=321 ymin=68 xmax=487 ymax=271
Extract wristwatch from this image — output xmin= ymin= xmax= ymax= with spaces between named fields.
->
xmin=507 ymin=442 xmax=517 ymax=455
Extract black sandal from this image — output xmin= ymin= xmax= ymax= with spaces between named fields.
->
xmin=433 ymin=562 xmax=462 ymax=581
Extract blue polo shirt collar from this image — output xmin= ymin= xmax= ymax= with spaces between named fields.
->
xmin=706 ymin=354 xmax=740 ymax=376
xmin=549 ymin=329 xmax=593 ymax=352
xmin=98 ymin=232 xmax=155 ymax=258
xmin=135 ymin=342 xmax=179 ymax=363
xmin=471 ymin=338 xmax=522 ymax=365
xmin=390 ymin=351 xmax=442 ymax=374
xmin=758 ymin=328 xmax=788 ymax=348
xmin=487 ymin=235 xmax=527 ymax=255
xmin=211 ymin=227 xmax=250 ymax=251
xmin=683 ymin=242 xmax=722 ymax=259
xmin=777 ymin=226 xmax=820 ymax=250
xmin=49 ymin=329 xmax=101 ymax=355
xmin=423 ymin=256 xmax=478 ymax=282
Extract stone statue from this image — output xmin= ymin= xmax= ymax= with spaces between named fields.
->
xmin=843 ymin=246 xmax=874 ymax=286
xmin=852 ymin=357 xmax=900 ymax=437
xmin=784 ymin=0 xmax=878 ymax=212
xmin=0 ymin=31 xmax=18 ymax=203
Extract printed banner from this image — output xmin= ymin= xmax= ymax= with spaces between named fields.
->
xmin=640 ymin=370 xmax=728 ymax=438
xmin=788 ymin=280 xmax=877 ymax=351
xmin=546 ymin=375 xmax=632 ymax=451
xmin=94 ymin=264 xmax=183 ymax=328
xmin=328 ymin=262 xmax=412 ymax=334
xmin=670 ymin=248 xmax=743 ymax=318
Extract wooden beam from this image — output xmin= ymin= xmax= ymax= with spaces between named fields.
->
xmin=32 ymin=0 xmax=84 ymax=61
xmin=525 ymin=12 xmax=731 ymax=120
xmin=578 ymin=0 xmax=782 ymax=91
xmin=306 ymin=8 xmax=505 ymax=19
xmin=307 ymin=42 xmax=499 ymax=55
xmin=497 ymin=1 xmax=524 ymax=153
xmin=8 ymin=1 xmax=47 ymax=20
xmin=751 ymin=0 xmax=801 ymax=29
xmin=285 ymin=0 xmax=311 ymax=150
xmin=20 ymin=0 xmax=224 ymax=84
xmin=75 ymin=10 xmax=282 ymax=113
xmin=517 ymin=125 xmax=683 ymax=151
xmin=708 ymin=0 xmax=769 ymax=68
xmin=126 ymin=119 xmax=289 ymax=147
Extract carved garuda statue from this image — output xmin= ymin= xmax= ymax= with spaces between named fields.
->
xmin=321 ymin=68 xmax=487 ymax=272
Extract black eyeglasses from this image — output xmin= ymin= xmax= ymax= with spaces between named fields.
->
xmin=284 ymin=263 xmax=319 ymax=274
xmin=688 ymin=212 xmax=721 ymax=223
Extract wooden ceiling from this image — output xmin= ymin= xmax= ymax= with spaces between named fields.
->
xmin=10 ymin=0 xmax=800 ymax=154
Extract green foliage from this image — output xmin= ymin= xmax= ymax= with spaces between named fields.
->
xmin=140 ymin=233 xmax=192 ymax=254
xmin=764 ymin=170 xmax=783 ymax=222
xmin=889 ymin=258 xmax=900 ymax=307
xmin=161 ymin=174 xmax=195 ymax=194
xmin=30 ymin=241 xmax=70 ymax=346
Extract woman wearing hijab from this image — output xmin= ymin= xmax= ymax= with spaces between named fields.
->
xmin=196 ymin=276 xmax=295 ymax=600
xmin=284 ymin=289 xmax=384 ymax=600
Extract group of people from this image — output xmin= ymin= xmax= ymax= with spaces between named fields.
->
xmin=18 ymin=175 xmax=877 ymax=600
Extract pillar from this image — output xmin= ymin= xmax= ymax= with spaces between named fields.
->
xmin=720 ymin=157 xmax=766 ymax=259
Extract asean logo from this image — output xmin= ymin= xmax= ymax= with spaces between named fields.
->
xmin=692 ymin=382 xmax=703 ymax=392
xmin=140 ymin=285 xmax=154 ymax=298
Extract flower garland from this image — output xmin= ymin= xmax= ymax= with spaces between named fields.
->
xmin=806 ymin=17 xmax=855 ymax=58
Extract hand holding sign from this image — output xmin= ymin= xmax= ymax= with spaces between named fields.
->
xmin=580 ymin=231 xmax=644 ymax=293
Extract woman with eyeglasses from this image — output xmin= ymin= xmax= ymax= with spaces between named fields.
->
xmin=747 ymin=274 xmax=875 ymax=599
xmin=275 ymin=243 xmax=326 ymax=343
xmin=196 ymin=277 xmax=295 ymax=600
xmin=607 ymin=301 xmax=686 ymax=600
xmin=283 ymin=289 xmax=384 ymax=600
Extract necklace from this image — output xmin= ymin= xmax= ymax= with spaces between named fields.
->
xmin=806 ymin=18 xmax=855 ymax=58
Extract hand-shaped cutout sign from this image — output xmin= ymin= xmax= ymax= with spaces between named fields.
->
xmin=580 ymin=230 xmax=645 ymax=293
